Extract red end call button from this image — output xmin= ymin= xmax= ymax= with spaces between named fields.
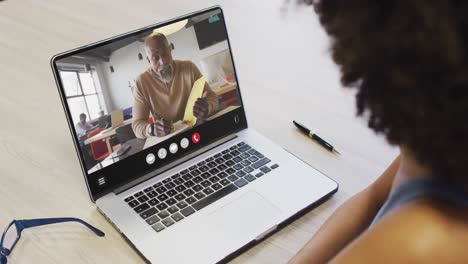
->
xmin=192 ymin=132 xmax=200 ymax=144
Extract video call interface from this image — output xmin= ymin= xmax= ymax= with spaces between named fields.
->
xmin=55 ymin=10 xmax=240 ymax=175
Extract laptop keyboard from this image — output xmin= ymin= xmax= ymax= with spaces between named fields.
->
xmin=123 ymin=142 xmax=279 ymax=233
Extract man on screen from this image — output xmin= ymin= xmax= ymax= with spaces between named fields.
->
xmin=132 ymin=32 xmax=219 ymax=139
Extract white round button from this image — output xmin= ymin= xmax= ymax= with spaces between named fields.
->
xmin=158 ymin=148 xmax=167 ymax=159
xmin=169 ymin=143 xmax=178 ymax=154
xmin=146 ymin=153 xmax=156 ymax=164
xmin=180 ymin=138 xmax=189 ymax=149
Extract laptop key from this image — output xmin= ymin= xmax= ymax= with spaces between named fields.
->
xmin=212 ymin=183 xmax=222 ymax=191
xmin=157 ymin=210 xmax=170 ymax=219
xmin=162 ymin=217 xmax=175 ymax=227
xmin=254 ymin=152 xmax=265 ymax=158
xmin=182 ymin=174 xmax=192 ymax=181
xmin=124 ymin=196 xmax=134 ymax=202
xmin=252 ymin=158 xmax=271 ymax=169
xmin=180 ymin=169 xmax=189 ymax=175
xmin=152 ymin=222 xmax=165 ymax=232
xmin=207 ymin=162 xmax=217 ymax=168
xmin=189 ymin=165 xmax=198 ymax=171
xmin=166 ymin=198 xmax=177 ymax=206
xmin=183 ymin=189 xmax=195 ymax=197
xmin=248 ymin=149 xmax=257 ymax=155
xmin=193 ymin=176 xmax=203 ymax=184
xmin=201 ymin=180 xmax=212 ymax=187
xmin=176 ymin=201 xmax=188 ymax=209
xmin=156 ymin=203 xmax=168 ymax=211
xmin=222 ymin=149 xmax=230 ymax=154
xmin=248 ymin=156 xmax=259 ymax=162
xmin=233 ymin=164 xmax=243 ymax=171
xmin=146 ymin=215 xmax=160 ymax=225
xmin=162 ymin=178 xmax=172 ymax=184
xmin=218 ymin=172 xmax=228 ymax=179
xmin=209 ymin=168 xmax=220 ymax=175
xmin=234 ymin=178 xmax=248 ymax=188
xmin=134 ymin=203 xmax=150 ymax=213
xmin=171 ymin=212 xmax=184 ymax=222
xmin=194 ymin=192 xmax=206 ymax=200
xmin=134 ymin=191 xmax=144 ymax=197
xmin=227 ymin=175 xmax=239 ymax=182
xmin=225 ymin=160 xmax=235 ymax=167
xmin=193 ymin=184 xmax=203 ymax=192
xmin=214 ymin=153 xmax=222 ymax=158
xmin=232 ymin=156 xmax=242 ymax=162
xmin=209 ymin=176 xmax=220 ymax=183
xmin=137 ymin=195 xmax=149 ymax=203
xmin=238 ymin=145 xmax=251 ymax=152
xmin=184 ymin=180 xmax=195 ymax=188
xmin=175 ymin=185 xmax=187 ymax=192
xmin=244 ymin=174 xmax=256 ymax=182
xmin=240 ymin=153 xmax=250 ymax=159
xmin=230 ymin=145 xmax=237 ymax=150
xmin=192 ymin=184 xmax=237 ymax=211
xmin=180 ymin=206 xmax=196 ymax=217
xmin=226 ymin=168 xmax=236 ymax=175
xmin=271 ymin=164 xmax=279 ymax=169
xmin=237 ymin=142 xmax=245 ymax=147
xmin=143 ymin=186 xmax=153 ymax=193
xmin=157 ymin=194 xmax=168 ymax=201
xmin=175 ymin=193 xmax=186 ymax=201
xmin=171 ymin=173 xmax=181 ymax=180
xmin=217 ymin=164 xmax=228 ymax=171
xmin=236 ymin=171 xmax=246 ymax=177
xmin=199 ymin=165 xmax=209 ymax=172
xmin=140 ymin=207 xmax=158 ymax=219
xmin=201 ymin=172 xmax=211 ymax=179
xmin=167 ymin=206 xmax=179 ymax=214
xmin=153 ymin=182 xmax=163 ymax=188
xmin=220 ymin=179 xmax=230 ymax=186
xmin=147 ymin=190 xmax=158 ymax=198
xmin=166 ymin=189 xmax=177 ymax=197
xmin=190 ymin=169 xmax=201 ymax=176
xmin=223 ymin=154 xmax=233 ymax=160
xmin=231 ymin=150 xmax=241 ymax=156
xmin=203 ymin=187 xmax=214 ymax=195
xmin=255 ymin=172 xmax=264 ymax=178
xmin=244 ymin=166 xmax=254 ymax=173
xmin=173 ymin=178 xmax=184 ymax=185
xmin=128 ymin=200 xmax=139 ymax=208
xmin=185 ymin=196 xmax=197 ymax=204
xmin=155 ymin=186 xmax=167 ymax=194
xmin=197 ymin=161 xmax=206 ymax=166
xmin=148 ymin=198 xmax=159 ymax=206
xmin=260 ymin=166 xmax=272 ymax=174
xmin=165 ymin=182 xmax=176 ymax=189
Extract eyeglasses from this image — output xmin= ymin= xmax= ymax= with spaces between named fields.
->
xmin=0 ymin=217 xmax=105 ymax=264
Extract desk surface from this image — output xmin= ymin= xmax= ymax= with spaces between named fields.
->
xmin=0 ymin=1 xmax=398 ymax=263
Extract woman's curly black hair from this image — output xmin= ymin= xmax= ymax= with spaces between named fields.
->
xmin=305 ymin=0 xmax=468 ymax=189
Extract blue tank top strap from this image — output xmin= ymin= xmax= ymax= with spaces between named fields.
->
xmin=371 ymin=176 xmax=468 ymax=226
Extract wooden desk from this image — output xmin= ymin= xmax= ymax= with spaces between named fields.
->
xmin=0 ymin=1 xmax=398 ymax=263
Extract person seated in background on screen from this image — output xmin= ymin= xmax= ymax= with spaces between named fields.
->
xmin=289 ymin=1 xmax=468 ymax=263
xmin=75 ymin=113 xmax=97 ymax=139
xmin=132 ymin=32 xmax=219 ymax=139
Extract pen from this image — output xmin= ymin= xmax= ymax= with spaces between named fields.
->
xmin=293 ymin=120 xmax=341 ymax=155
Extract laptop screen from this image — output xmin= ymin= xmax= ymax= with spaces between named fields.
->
xmin=52 ymin=7 xmax=247 ymax=199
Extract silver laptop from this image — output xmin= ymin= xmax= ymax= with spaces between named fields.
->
xmin=51 ymin=6 xmax=338 ymax=263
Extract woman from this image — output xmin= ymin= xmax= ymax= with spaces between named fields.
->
xmin=289 ymin=1 xmax=468 ymax=263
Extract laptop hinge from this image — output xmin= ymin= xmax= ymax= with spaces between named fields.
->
xmin=113 ymin=134 xmax=238 ymax=195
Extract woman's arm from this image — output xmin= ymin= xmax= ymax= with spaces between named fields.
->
xmin=288 ymin=156 xmax=400 ymax=264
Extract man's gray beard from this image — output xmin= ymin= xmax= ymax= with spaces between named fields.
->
xmin=159 ymin=64 xmax=173 ymax=83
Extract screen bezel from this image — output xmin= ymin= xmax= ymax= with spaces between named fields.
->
xmin=50 ymin=6 xmax=248 ymax=201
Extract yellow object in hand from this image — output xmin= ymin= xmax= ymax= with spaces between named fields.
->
xmin=183 ymin=76 xmax=206 ymax=127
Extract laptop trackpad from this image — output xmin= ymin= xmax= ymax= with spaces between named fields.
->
xmin=209 ymin=191 xmax=282 ymax=240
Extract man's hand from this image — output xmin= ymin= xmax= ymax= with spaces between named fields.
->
xmin=193 ymin=98 xmax=209 ymax=119
xmin=154 ymin=119 xmax=173 ymax=137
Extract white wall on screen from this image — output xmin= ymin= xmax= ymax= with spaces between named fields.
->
xmin=99 ymin=25 xmax=229 ymax=111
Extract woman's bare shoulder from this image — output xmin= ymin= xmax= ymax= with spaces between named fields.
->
xmin=329 ymin=199 xmax=468 ymax=263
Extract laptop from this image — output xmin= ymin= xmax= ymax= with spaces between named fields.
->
xmin=51 ymin=6 xmax=338 ymax=263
